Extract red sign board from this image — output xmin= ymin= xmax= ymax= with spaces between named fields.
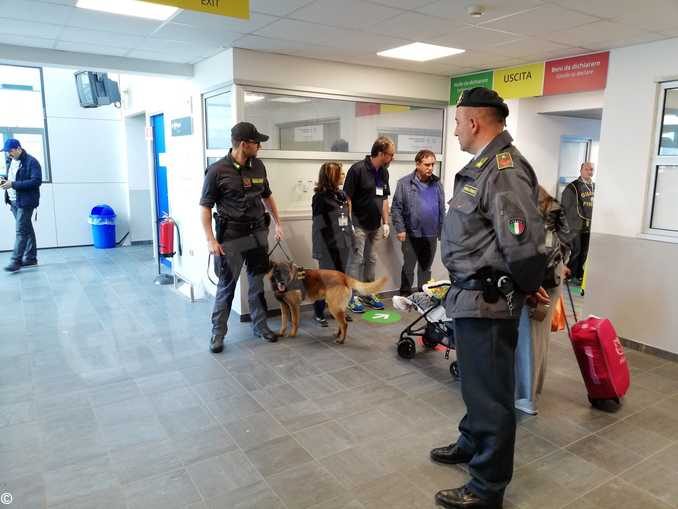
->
xmin=543 ymin=52 xmax=609 ymax=96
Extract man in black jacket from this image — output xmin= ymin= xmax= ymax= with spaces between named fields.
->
xmin=2 ymin=139 xmax=42 ymax=273
xmin=561 ymin=162 xmax=594 ymax=282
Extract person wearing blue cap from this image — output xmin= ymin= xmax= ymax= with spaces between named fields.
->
xmin=1 ymin=138 xmax=42 ymax=272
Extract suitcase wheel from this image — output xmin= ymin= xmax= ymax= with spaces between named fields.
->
xmin=588 ymin=396 xmax=622 ymax=412
xmin=397 ymin=337 xmax=416 ymax=359
xmin=450 ymin=361 xmax=460 ymax=379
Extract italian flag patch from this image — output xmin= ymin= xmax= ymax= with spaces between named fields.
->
xmin=508 ymin=218 xmax=526 ymax=236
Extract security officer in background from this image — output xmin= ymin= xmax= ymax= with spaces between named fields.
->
xmin=561 ymin=162 xmax=594 ymax=283
xmin=200 ymin=122 xmax=284 ymax=352
xmin=431 ymin=88 xmax=548 ymax=509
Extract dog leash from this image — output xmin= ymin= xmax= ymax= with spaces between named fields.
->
xmin=268 ymin=239 xmax=293 ymax=262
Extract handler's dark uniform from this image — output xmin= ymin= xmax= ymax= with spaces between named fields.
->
xmin=200 ymin=149 xmax=273 ymax=341
xmin=437 ymin=89 xmax=546 ymax=507
xmin=561 ymin=177 xmax=594 ymax=280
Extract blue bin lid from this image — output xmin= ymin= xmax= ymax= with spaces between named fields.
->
xmin=90 ymin=204 xmax=116 ymax=217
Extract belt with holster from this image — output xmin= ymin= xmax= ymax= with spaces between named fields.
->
xmin=215 ymin=213 xmax=269 ymax=241
xmin=450 ymin=269 xmax=515 ymax=305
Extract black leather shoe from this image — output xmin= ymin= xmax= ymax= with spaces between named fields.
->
xmin=21 ymin=259 xmax=38 ymax=267
xmin=430 ymin=442 xmax=473 ymax=465
xmin=255 ymin=328 xmax=278 ymax=342
xmin=210 ymin=335 xmax=224 ymax=353
xmin=3 ymin=263 xmax=20 ymax=272
xmin=435 ymin=486 xmax=502 ymax=509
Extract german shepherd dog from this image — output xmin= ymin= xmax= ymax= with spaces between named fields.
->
xmin=269 ymin=261 xmax=386 ymax=343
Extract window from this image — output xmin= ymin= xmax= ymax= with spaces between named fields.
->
xmin=0 ymin=65 xmax=51 ymax=181
xmin=241 ymin=90 xmax=445 ymax=154
xmin=649 ymin=83 xmax=678 ymax=233
xmin=204 ymin=89 xmax=232 ymax=150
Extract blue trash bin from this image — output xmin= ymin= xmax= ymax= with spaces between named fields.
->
xmin=89 ymin=205 xmax=116 ymax=249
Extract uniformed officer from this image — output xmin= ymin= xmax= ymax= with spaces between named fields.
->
xmin=561 ymin=162 xmax=594 ymax=283
xmin=431 ymin=88 xmax=548 ymax=509
xmin=200 ymin=122 xmax=284 ymax=352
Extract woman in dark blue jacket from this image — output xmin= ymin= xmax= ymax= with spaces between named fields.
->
xmin=311 ymin=162 xmax=353 ymax=326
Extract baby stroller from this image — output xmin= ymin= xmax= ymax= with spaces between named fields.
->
xmin=393 ymin=280 xmax=460 ymax=379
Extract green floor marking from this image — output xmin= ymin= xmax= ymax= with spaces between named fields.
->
xmin=362 ymin=310 xmax=401 ymax=324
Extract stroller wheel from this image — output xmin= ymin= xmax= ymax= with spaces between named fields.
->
xmin=450 ymin=361 xmax=460 ymax=379
xmin=397 ymin=337 xmax=416 ymax=359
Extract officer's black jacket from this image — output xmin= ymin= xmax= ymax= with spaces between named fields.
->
xmin=199 ymin=150 xmax=271 ymax=224
xmin=442 ymin=131 xmax=546 ymax=320
xmin=561 ymin=178 xmax=594 ymax=233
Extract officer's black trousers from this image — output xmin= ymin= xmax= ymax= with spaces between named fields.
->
xmin=568 ymin=231 xmax=590 ymax=280
xmin=212 ymin=229 xmax=270 ymax=338
xmin=454 ymin=317 xmax=519 ymax=500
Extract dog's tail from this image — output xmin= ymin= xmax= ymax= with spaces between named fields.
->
xmin=347 ymin=276 xmax=387 ymax=296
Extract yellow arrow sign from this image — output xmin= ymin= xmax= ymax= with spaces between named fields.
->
xmin=144 ymin=0 xmax=249 ymax=19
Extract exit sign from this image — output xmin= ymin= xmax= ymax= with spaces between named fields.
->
xmin=145 ymin=0 xmax=249 ymax=19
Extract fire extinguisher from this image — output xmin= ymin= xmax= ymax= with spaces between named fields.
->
xmin=158 ymin=216 xmax=182 ymax=258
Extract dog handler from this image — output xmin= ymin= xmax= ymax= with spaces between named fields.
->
xmin=432 ymin=88 xmax=547 ymax=509
xmin=200 ymin=122 xmax=284 ymax=352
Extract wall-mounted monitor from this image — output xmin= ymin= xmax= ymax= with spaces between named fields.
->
xmin=74 ymin=71 xmax=121 ymax=108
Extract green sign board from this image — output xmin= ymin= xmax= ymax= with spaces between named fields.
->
xmin=362 ymin=310 xmax=401 ymax=325
xmin=450 ymin=71 xmax=494 ymax=105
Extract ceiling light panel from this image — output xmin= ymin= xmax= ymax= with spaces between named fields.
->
xmin=377 ymin=42 xmax=465 ymax=62
xmin=76 ymin=0 xmax=178 ymax=21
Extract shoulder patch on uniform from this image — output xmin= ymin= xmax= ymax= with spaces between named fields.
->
xmin=496 ymin=152 xmax=514 ymax=170
xmin=462 ymin=184 xmax=478 ymax=197
xmin=508 ymin=218 xmax=526 ymax=236
xmin=474 ymin=157 xmax=489 ymax=168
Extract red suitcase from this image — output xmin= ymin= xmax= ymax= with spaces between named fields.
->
xmin=565 ymin=283 xmax=630 ymax=408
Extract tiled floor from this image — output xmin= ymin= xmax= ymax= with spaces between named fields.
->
xmin=1 ymin=245 xmax=678 ymax=509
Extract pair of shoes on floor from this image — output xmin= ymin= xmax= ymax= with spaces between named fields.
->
xmin=435 ymin=486 xmax=503 ymax=509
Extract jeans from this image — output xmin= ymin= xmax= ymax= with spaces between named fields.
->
xmin=400 ymin=235 xmax=437 ymax=293
xmin=346 ymin=225 xmax=380 ymax=283
xmin=10 ymin=204 xmax=37 ymax=264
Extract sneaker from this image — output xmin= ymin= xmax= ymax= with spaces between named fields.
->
xmin=315 ymin=316 xmax=329 ymax=327
xmin=3 ymin=263 xmax=20 ymax=272
xmin=348 ymin=296 xmax=365 ymax=313
xmin=361 ymin=294 xmax=384 ymax=310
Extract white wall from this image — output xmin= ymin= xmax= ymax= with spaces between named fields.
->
xmin=513 ymin=94 xmax=602 ymax=195
xmin=0 ymin=66 xmax=129 ymax=251
xmin=584 ymin=37 xmax=678 ymax=354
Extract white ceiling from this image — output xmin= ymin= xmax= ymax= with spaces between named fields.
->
xmin=1 ymin=0 xmax=677 ymax=76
